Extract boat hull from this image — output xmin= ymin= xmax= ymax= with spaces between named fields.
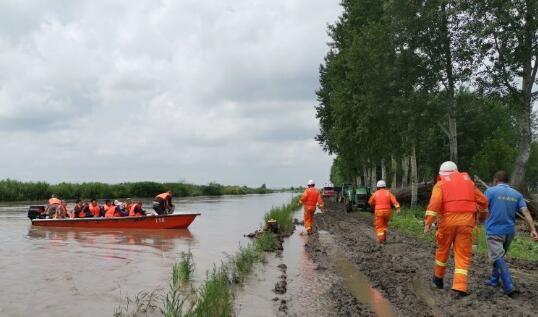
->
xmin=31 ymin=213 xmax=200 ymax=229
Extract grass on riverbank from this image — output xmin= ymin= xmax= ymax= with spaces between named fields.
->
xmin=155 ymin=197 xmax=300 ymax=317
xmin=263 ymin=196 xmax=301 ymax=236
xmin=388 ymin=207 xmax=538 ymax=261
xmin=172 ymin=249 xmax=195 ymax=288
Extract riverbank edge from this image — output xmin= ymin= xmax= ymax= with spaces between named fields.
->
xmin=114 ymin=196 xmax=300 ymax=317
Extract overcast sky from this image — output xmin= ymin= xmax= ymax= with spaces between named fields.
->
xmin=0 ymin=0 xmax=340 ymax=187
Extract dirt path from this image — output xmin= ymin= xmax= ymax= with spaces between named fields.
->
xmin=305 ymin=201 xmax=538 ymax=317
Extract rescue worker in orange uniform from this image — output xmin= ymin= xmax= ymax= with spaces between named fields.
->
xmin=299 ymin=180 xmax=324 ymax=235
xmin=424 ymin=161 xmax=488 ymax=298
xmin=47 ymin=194 xmax=65 ymax=219
xmin=368 ymin=180 xmax=400 ymax=244
xmin=153 ymin=191 xmax=174 ymax=215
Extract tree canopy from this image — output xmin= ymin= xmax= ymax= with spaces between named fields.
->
xmin=317 ymin=0 xmax=538 ymax=197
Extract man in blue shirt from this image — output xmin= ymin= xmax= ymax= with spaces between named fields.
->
xmin=484 ymin=170 xmax=538 ymax=295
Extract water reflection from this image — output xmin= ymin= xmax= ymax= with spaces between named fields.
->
xmin=27 ymin=227 xmax=194 ymax=253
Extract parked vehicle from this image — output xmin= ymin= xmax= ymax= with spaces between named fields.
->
xmin=355 ymin=186 xmax=371 ymax=211
xmin=338 ymin=184 xmax=372 ymax=212
xmin=322 ymin=183 xmax=336 ymax=198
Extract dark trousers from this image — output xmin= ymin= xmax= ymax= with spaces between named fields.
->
xmin=153 ymin=201 xmax=165 ymax=215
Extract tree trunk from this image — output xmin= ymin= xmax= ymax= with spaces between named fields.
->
xmin=510 ymin=91 xmax=532 ymax=188
xmin=401 ymin=156 xmax=409 ymax=188
xmin=441 ymin=3 xmax=458 ymax=163
xmin=381 ymin=159 xmax=386 ymax=181
xmin=391 ymin=155 xmax=397 ymax=189
xmin=410 ymin=145 xmax=418 ymax=209
xmin=356 ymin=175 xmax=363 ymax=186
xmin=371 ymin=165 xmax=377 ymax=189
xmin=364 ymin=167 xmax=369 ymax=188
xmin=510 ymin=5 xmax=536 ymax=189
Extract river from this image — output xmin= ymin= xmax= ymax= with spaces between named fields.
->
xmin=0 ymin=193 xmax=294 ymax=317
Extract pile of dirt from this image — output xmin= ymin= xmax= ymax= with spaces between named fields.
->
xmin=305 ymin=201 xmax=538 ymax=317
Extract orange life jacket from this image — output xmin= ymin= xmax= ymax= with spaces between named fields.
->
xmin=105 ymin=205 xmax=119 ymax=218
xmin=302 ymin=188 xmax=320 ymax=206
xmin=440 ymin=172 xmax=477 ymax=213
xmin=129 ymin=204 xmax=142 ymax=217
xmin=373 ymin=189 xmax=392 ymax=211
xmin=89 ymin=204 xmax=100 ymax=217
xmin=48 ymin=198 xmax=62 ymax=205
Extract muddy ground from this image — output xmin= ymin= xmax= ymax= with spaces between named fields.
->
xmin=305 ymin=201 xmax=538 ymax=317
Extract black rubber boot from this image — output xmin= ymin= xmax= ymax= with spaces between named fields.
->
xmin=432 ymin=276 xmax=444 ymax=289
xmin=453 ymin=290 xmax=469 ymax=299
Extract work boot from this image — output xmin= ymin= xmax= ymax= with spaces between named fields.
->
xmin=453 ymin=290 xmax=469 ymax=299
xmin=496 ymin=258 xmax=515 ymax=295
xmin=484 ymin=263 xmax=500 ymax=287
xmin=432 ymin=276 xmax=444 ymax=289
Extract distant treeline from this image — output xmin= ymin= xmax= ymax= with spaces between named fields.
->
xmin=0 ymin=179 xmax=274 ymax=202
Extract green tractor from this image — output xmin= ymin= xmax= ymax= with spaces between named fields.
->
xmin=355 ymin=186 xmax=372 ymax=211
xmin=338 ymin=183 xmax=372 ymax=212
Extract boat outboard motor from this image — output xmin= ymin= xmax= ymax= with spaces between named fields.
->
xmin=28 ymin=206 xmax=46 ymax=220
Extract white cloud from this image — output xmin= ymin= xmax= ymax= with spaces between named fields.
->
xmin=0 ymin=0 xmax=340 ymax=187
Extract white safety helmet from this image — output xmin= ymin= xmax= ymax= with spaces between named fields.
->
xmin=439 ymin=161 xmax=458 ymax=176
xmin=307 ymin=180 xmax=315 ymax=186
xmin=376 ymin=180 xmax=387 ymax=188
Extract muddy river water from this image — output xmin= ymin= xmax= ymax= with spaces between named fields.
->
xmin=0 ymin=193 xmax=294 ymax=317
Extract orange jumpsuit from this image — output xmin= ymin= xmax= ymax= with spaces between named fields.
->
xmin=300 ymin=187 xmax=324 ymax=234
xmin=368 ymin=189 xmax=400 ymax=242
xmin=425 ymin=172 xmax=488 ymax=293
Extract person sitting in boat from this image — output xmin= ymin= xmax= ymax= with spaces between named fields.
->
xmin=88 ymin=199 xmax=103 ymax=217
xmin=46 ymin=194 xmax=65 ymax=219
xmin=73 ymin=200 xmax=93 ymax=218
xmin=104 ymin=200 xmax=118 ymax=218
xmin=105 ymin=200 xmax=129 ymax=217
xmin=129 ymin=200 xmax=146 ymax=217
xmin=116 ymin=200 xmax=129 ymax=217
xmin=124 ymin=199 xmax=133 ymax=213
xmin=153 ymin=191 xmax=174 ymax=215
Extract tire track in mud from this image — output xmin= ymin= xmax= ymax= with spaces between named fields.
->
xmin=305 ymin=201 xmax=538 ymax=317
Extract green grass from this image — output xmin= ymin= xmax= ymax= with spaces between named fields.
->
xmin=389 ymin=207 xmax=538 ymax=261
xmin=263 ymin=196 xmax=300 ymax=235
xmin=163 ymin=286 xmax=190 ymax=317
xmin=113 ymin=290 xmax=161 ymax=317
xmin=255 ymin=231 xmax=278 ymax=252
xmin=188 ymin=266 xmax=233 ymax=317
xmin=172 ymin=249 xmax=195 ymax=288
xmin=232 ymin=244 xmax=260 ymax=282
xmin=116 ymin=197 xmax=299 ymax=316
